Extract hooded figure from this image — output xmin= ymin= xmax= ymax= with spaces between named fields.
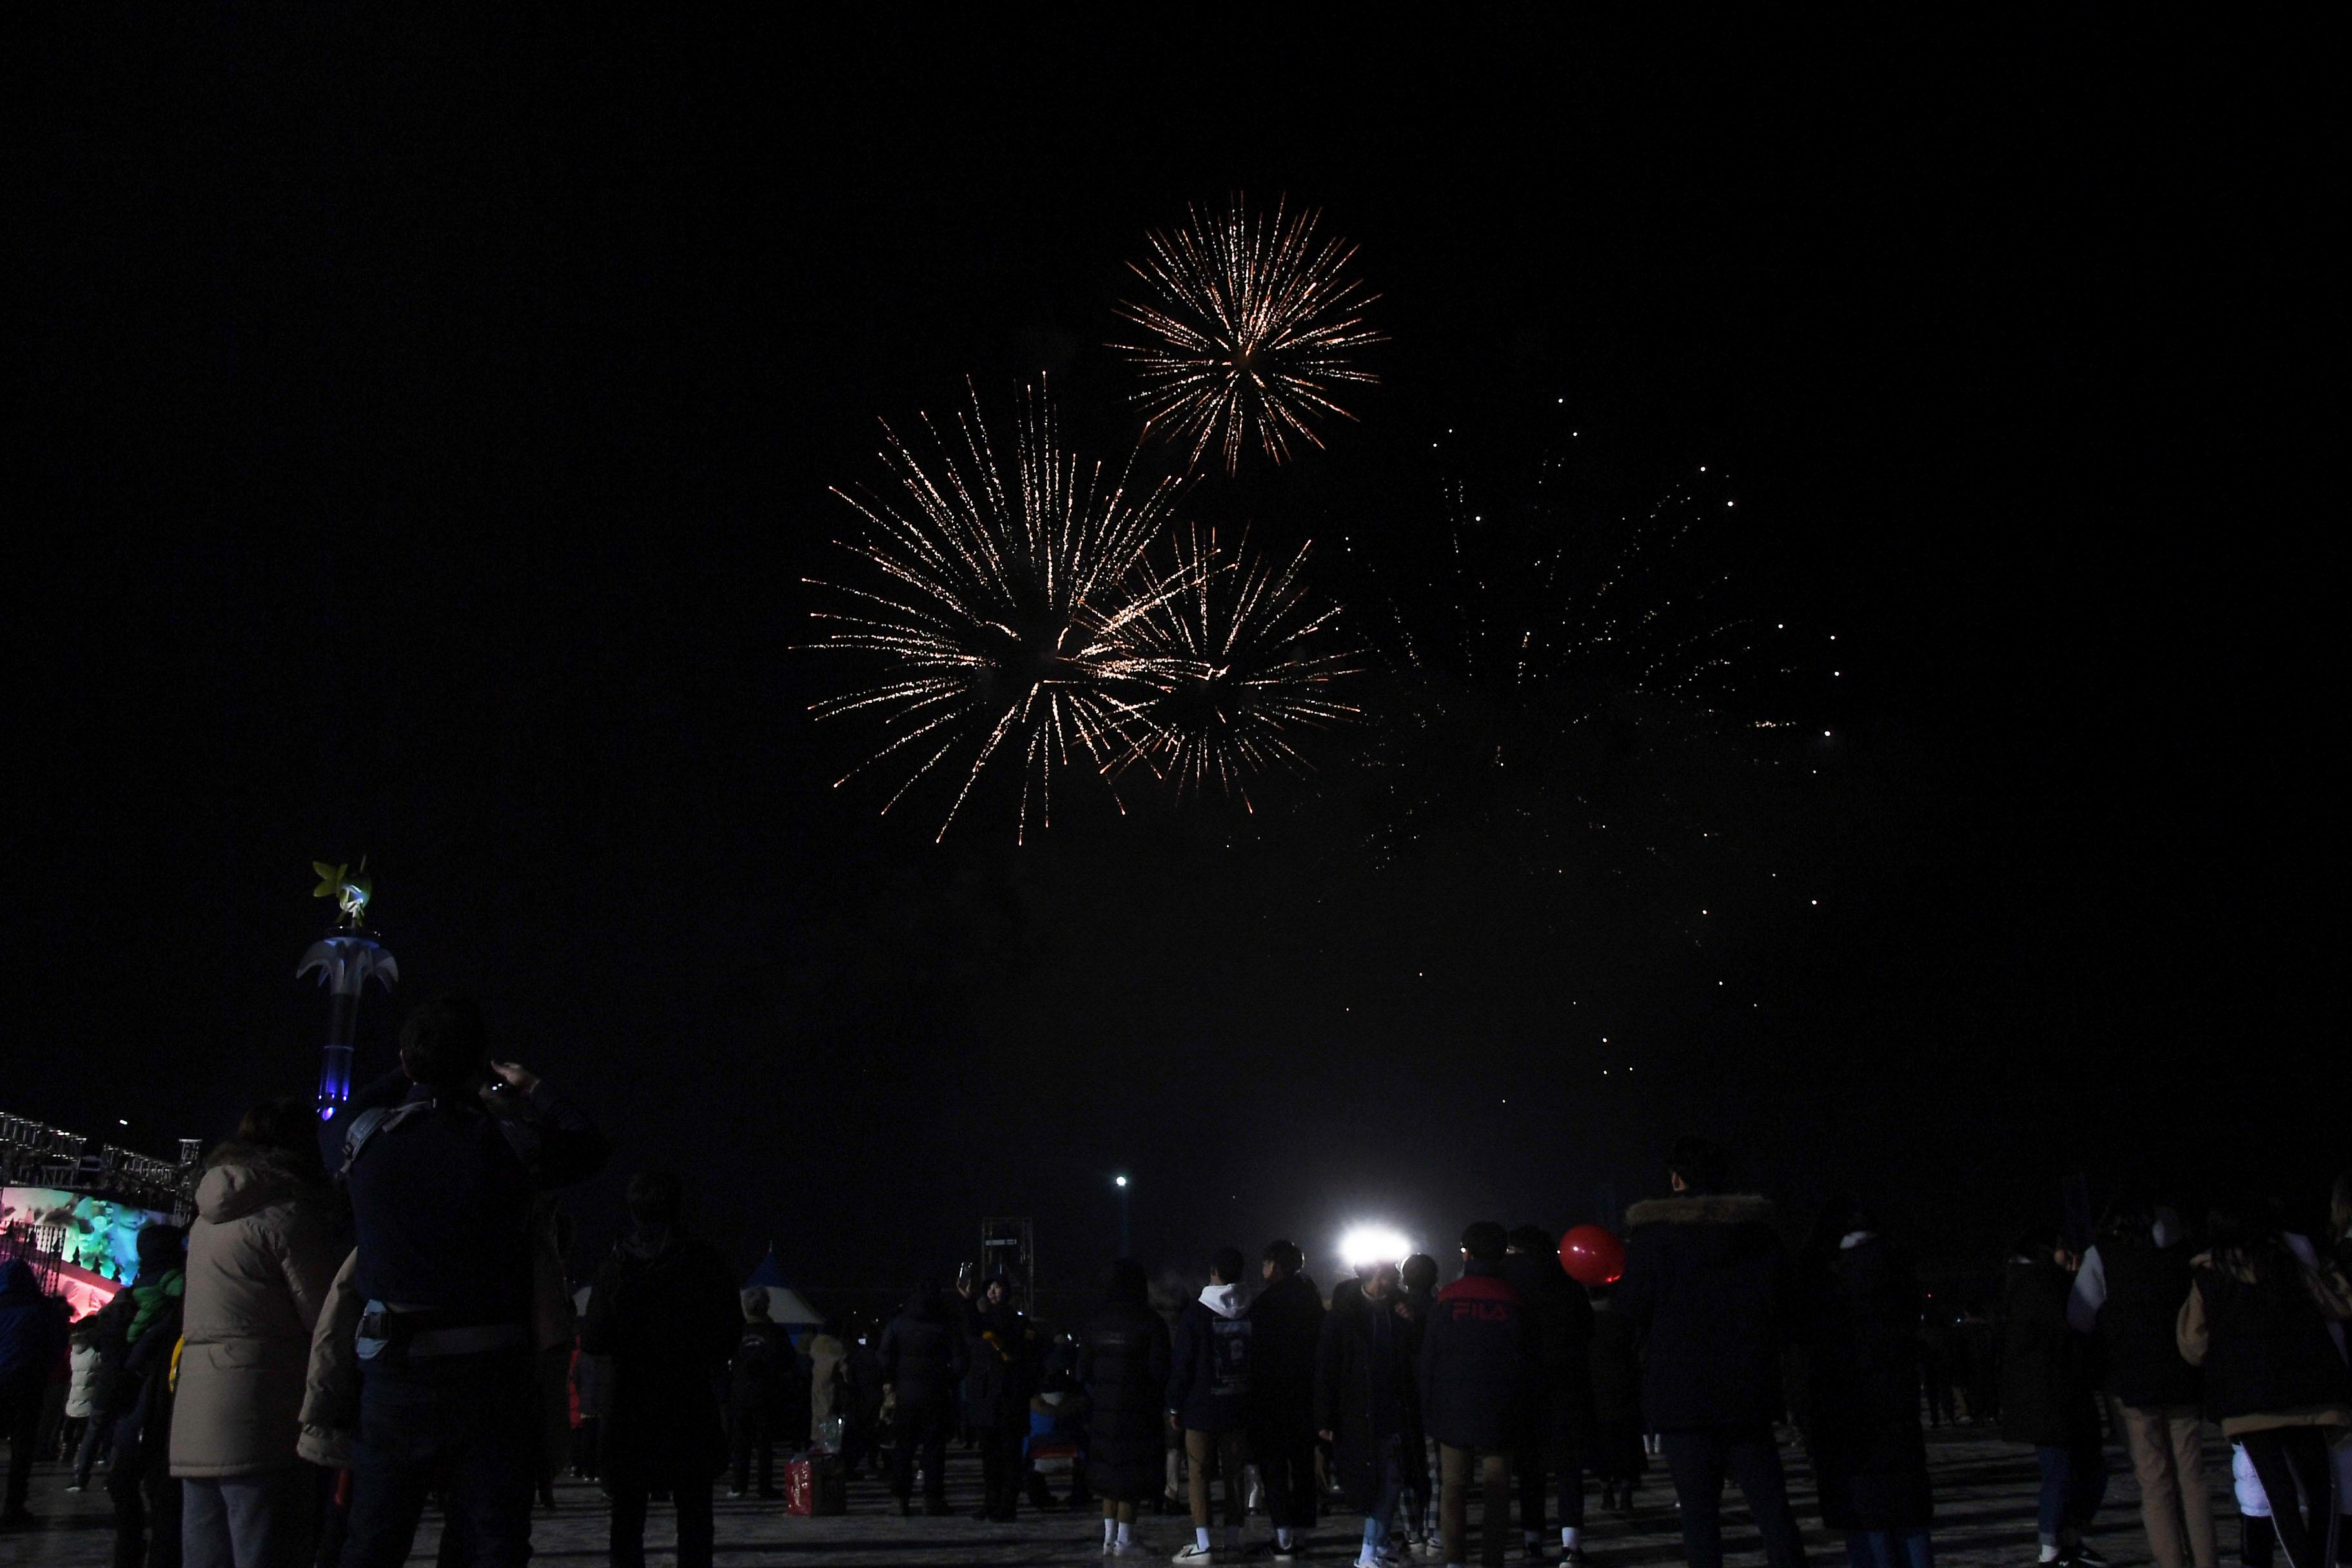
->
xmin=170 ymin=1104 xmax=349 ymax=1567
xmin=582 ymin=1170 xmax=740 ymax=1568
xmin=1080 ymin=1260 xmax=1172 ymax=1505
xmin=94 ymin=1224 xmax=188 ymax=1568
xmin=1798 ymin=1199 xmax=1934 ymax=1558
xmin=1317 ymin=1269 xmax=1424 ymax=1524
xmin=0 ymin=1258 xmax=70 ymax=1525
xmin=878 ymin=1282 xmax=968 ymax=1514
xmin=1168 ymin=1248 xmax=1254 ymax=1559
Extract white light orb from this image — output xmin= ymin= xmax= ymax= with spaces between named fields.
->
xmin=1337 ymin=1224 xmax=1413 ymax=1271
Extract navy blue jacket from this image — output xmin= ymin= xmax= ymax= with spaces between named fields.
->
xmin=1417 ymin=1260 xmax=1531 ymax=1448
xmin=1167 ymin=1286 xmax=1253 ymax=1433
xmin=0 ymin=1260 xmax=67 ymax=1391
xmin=1616 ymin=1193 xmax=1795 ymax=1430
xmin=344 ymin=1075 xmax=606 ymax=1320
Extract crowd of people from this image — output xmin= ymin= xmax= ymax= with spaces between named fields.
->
xmin=0 ymin=1003 xmax=2347 ymax=1568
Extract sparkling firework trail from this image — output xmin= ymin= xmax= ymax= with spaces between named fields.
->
xmin=1110 ymin=525 xmax=1363 ymax=810
xmin=807 ymin=382 xmax=1197 ymax=841
xmin=1115 ymin=196 xmax=1386 ymax=475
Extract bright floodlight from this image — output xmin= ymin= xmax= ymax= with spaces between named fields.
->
xmin=1114 ymin=1175 xmax=1129 ymax=1188
xmin=1337 ymin=1224 xmax=1412 ymax=1271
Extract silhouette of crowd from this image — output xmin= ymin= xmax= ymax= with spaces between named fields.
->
xmin=1 ymin=1003 xmax=2347 ymax=1568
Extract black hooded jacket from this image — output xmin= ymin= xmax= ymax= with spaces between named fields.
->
xmin=1997 ymin=1257 xmax=2098 ymax=1446
xmin=1245 ymin=1269 xmax=1326 ymax=1435
xmin=1800 ymin=1234 xmax=1933 ymax=1532
xmin=1615 ymin=1193 xmax=1796 ymax=1430
xmin=879 ymin=1286 xmax=968 ymax=1411
xmin=1504 ymin=1248 xmax=1595 ymax=1449
xmin=582 ymin=1231 xmax=741 ymax=1486
xmin=1315 ymin=1278 xmax=1423 ymax=1510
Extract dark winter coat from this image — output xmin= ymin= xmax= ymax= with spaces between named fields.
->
xmin=878 ymin=1289 xmax=966 ymax=1412
xmin=1244 ymin=1270 xmax=1325 ymax=1436
xmin=1616 ymin=1193 xmax=1796 ymax=1431
xmin=1998 ymin=1258 xmax=2099 ymax=1447
xmin=1079 ymin=1295 xmax=1171 ymax=1501
xmin=342 ymin=1077 xmax=605 ymax=1322
xmin=0 ymin=1260 xmax=66 ymax=1395
xmin=2088 ymin=1233 xmax=2201 ymax=1408
xmin=963 ymin=1298 xmax=1041 ymax=1428
xmin=103 ymin=1275 xmax=186 ymax=1462
xmin=581 ymin=1233 xmax=741 ymax=1487
xmin=1587 ymin=1297 xmax=1641 ymax=1429
xmin=1167 ymin=1284 xmax=1253 ymax=1433
xmin=1504 ymin=1248 xmax=1595 ymax=1451
xmin=1316 ymin=1279 xmax=1423 ymax=1510
xmin=728 ymin=1319 xmax=794 ymax=1412
xmin=1418 ymin=1260 xmax=1531 ymax=1449
xmin=1801 ymin=1235 xmax=1934 ymax=1532
xmin=2178 ymin=1248 xmax=2352 ymax=1435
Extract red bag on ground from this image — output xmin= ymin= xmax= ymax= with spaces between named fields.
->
xmin=784 ymin=1454 xmax=846 ymax=1516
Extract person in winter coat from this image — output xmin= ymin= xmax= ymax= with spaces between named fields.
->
xmin=1317 ymin=1263 xmax=1422 ymax=1568
xmin=0 ymin=1257 xmax=70 ymax=1529
xmin=1167 ymin=1246 xmax=1254 ymax=1563
xmin=2176 ymin=1192 xmax=2352 ymax=1568
xmin=1798 ymin=1197 xmax=1934 ymax=1568
xmin=805 ymin=1322 xmax=848 ymax=1441
xmin=580 ymin=1170 xmax=741 ymax=1568
xmin=961 ymin=1271 xmax=1042 ymax=1522
xmin=877 ymin=1281 xmax=968 ymax=1516
xmin=61 ymin=1326 xmax=104 ymax=1479
xmin=725 ymin=1291 xmax=792 ymax=1500
xmin=1246 ymin=1239 xmax=1326 ymax=1559
xmin=2066 ymin=1186 xmax=2215 ymax=1568
xmin=1419 ymin=1222 xmax=1531 ymax=1568
xmin=332 ymin=1000 xmax=607 ymax=1568
xmin=1584 ymin=1282 xmax=1644 ymax=1514
xmin=1505 ymin=1223 xmax=1597 ymax=1563
xmin=95 ymin=1222 xmax=190 ymax=1568
xmin=169 ymin=1097 xmax=348 ymax=1568
xmin=2000 ymin=1227 xmax=2105 ymax=1566
xmin=1079 ymin=1259 xmax=1171 ymax=1558
xmin=1396 ymin=1253 xmax=1441 ymax=1549
xmin=1614 ymin=1135 xmax=1809 ymax=1568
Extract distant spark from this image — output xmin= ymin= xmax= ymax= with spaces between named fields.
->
xmin=806 ymin=382 xmax=1195 ymax=841
xmin=1115 ymin=196 xmax=1385 ymax=474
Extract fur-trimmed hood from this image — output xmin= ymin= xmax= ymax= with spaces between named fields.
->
xmin=195 ymin=1144 xmax=323 ymax=1224
xmin=1625 ymin=1193 xmax=1776 ymax=1229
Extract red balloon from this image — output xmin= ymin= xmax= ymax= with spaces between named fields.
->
xmin=1558 ymin=1224 xmax=1625 ymax=1288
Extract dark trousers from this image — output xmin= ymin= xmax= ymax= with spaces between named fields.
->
xmin=728 ymin=1407 xmax=774 ymax=1494
xmin=1516 ymin=1442 xmax=1585 ymax=1535
xmin=2239 ymin=1427 xmax=2341 ymax=1568
xmin=108 ymin=1443 xmax=182 ymax=1568
xmin=0 ymin=1379 xmax=39 ymax=1518
xmin=977 ymin=1422 xmax=1024 ymax=1516
xmin=609 ymin=1476 xmax=713 ymax=1568
xmin=1251 ymin=1426 xmax=1320 ymax=1532
xmin=338 ymin=1351 xmax=538 ymax=1568
xmin=2033 ymin=1436 xmax=2107 ymax=1544
xmin=1660 ymin=1426 xmax=1810 ymax=1568
xmin=890 ymin=1402 xmax=952 ymax=1503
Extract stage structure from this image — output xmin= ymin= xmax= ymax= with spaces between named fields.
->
xmin=979 ymin=1215 xmax=1035 ymax=1311
xmin=299 ymin=859 xmax=397 ymax=1122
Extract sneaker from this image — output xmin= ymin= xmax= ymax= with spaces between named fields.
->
xmin=63 ymin=1484 xmax=86 ymax=1494
xmin=1174 ymin=1547 xmax=1218 ymax=1563
xmin=2063 ymin=1549 xmax=2110 ymax=1567
xmin=727 ymin=1488 xmax=745 ymax=1499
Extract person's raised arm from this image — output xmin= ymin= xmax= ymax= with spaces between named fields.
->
xmin=491 ymin=1062 xmax=609 ymax=1188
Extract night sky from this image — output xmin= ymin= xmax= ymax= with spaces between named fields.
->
xmin=13 ymin=17 xmax=2333 ymax=1306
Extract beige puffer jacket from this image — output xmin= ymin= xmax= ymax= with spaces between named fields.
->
xmin=168 ymin=1146 xmax=348 ymax=1477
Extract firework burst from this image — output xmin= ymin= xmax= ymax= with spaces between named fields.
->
xmin=1110 ymin=525 xmax=1362 ymax=808
xmin=1115 ymin=196 xmax=1386 ymax=475
xmin=807 ymin=382 xmax=1198 ymax=841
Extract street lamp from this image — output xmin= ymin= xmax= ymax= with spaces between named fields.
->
xmin=1113 ymin=1174 xmax=1130 ymax=1257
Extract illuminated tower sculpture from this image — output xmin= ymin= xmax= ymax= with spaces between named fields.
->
xmin=298 ymin=860 xmax=398 ymax=1122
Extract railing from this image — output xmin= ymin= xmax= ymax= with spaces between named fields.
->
xmin=1 ymin=1109 xmax=199 ymax=1217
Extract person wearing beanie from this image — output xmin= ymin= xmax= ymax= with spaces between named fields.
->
xmin=1168 ymin=1246 xmax=1254 ymax=1562
xmin=1246 ymin=1240 xmax=1326 ymax=1560
xmin=1420 ymin=1221 xmax=1530 ymax=1568
xmin=1083 ymin=1260 xmax=1171 ymax=1558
